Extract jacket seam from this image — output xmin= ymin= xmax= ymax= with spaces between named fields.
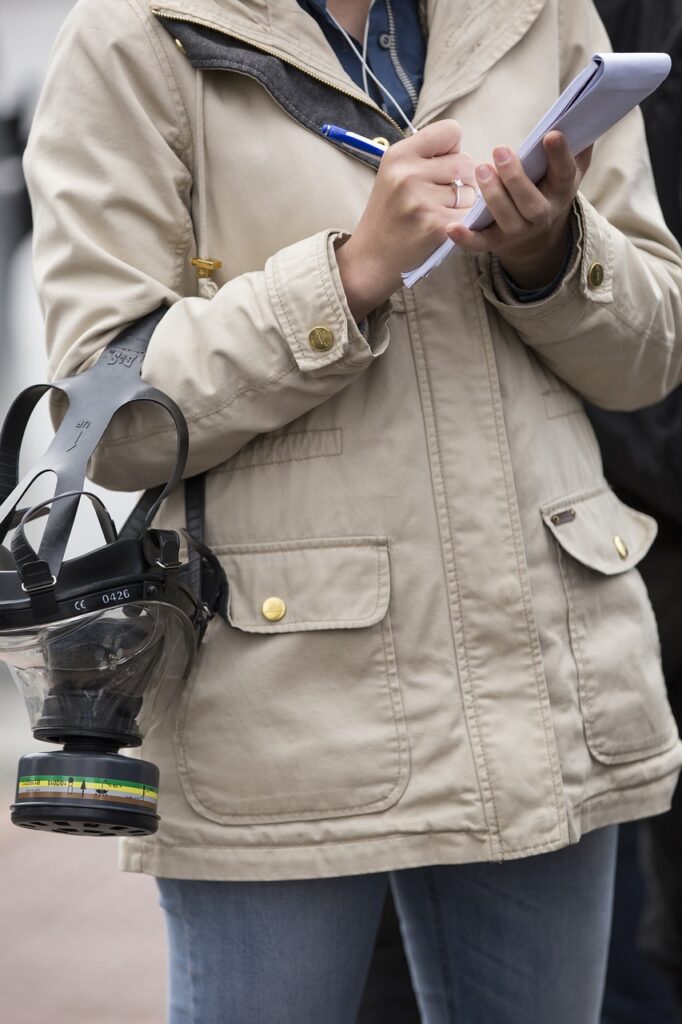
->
xmin=144 ymin=828 xmax=490 ymax=852
xmin=213 ymin=537 xmax=387 ymax=554
xmin=268 ymin=252 xmax=305 ymax=362
xmin=213 ymin=430 xmax=344 ymax=473
xmin=124 ymin=0 xmax=194 ymax=292
xmin=139 ymin=830 xmax=570 ymax=858
xmin=125 ymin=0 xmax=193 ymax=166
xmin=540 ymin=480 xmax=610 ymax=513
xmin=471 ymin=260 xmax=566 ymax=849
xmin=406 ymin=298 xmax=501 ymax=857
xmin=317 ymin=232 xmax=343 ymax=335
xmin=580 ymin=767 xmax=682 ymax=806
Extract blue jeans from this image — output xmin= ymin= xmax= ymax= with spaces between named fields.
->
xmin=157 ymin=825 xmax=617 ymax=1024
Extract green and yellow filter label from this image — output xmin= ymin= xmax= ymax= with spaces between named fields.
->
xmin=16 ymin=775 xmax=158 ymax=810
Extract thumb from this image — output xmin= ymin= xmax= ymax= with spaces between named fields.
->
xmin=412 ymin=119 xmax=462 ymax=158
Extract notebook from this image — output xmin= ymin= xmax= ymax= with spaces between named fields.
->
xmin=401 ymin=52 xmax=672 ymax=288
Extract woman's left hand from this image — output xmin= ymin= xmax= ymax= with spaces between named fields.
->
xmin=447 ymin=131 xmax=593 ymax=290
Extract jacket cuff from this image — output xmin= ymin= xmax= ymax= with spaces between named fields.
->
xmin=265 ymin=230 xmax=390 ymax=373
xmin=497 ymin=215 xmax=577 ymax=303
xmin=482 ymin=203 xmax=582 ymax=310
xmin=475 ymin=195 xmax=617 ymax=337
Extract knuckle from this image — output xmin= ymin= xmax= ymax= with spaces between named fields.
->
xmin=502 ymin=169 xmax=523 ymax=188
xmin=527 ymin=199 xmax=550 ymax=223
xmin=381 ymin=162 xmax=405 ymax=191
xmin=458 ymin=152 xmax=476 ymax=176
xmin=419 ymin=209 xmax=442 ymax=235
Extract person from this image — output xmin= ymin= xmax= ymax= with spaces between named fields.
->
xmin=587 ymin=3 xmax=682 ymax=1019
xmin=22 ymin=0 xmax=682 ymax=1021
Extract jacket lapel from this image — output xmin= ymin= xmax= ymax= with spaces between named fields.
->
xmin=416 ymin=0 xmax=548 ymax=124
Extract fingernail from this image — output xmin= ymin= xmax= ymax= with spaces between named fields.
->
xmin=476 ymin=164 xmax=492 ymax=181
xmin=493 ymin=146 xmax=511 ymax=164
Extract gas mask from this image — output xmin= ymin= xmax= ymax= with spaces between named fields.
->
xmin=0 ymin=308 xmax=226 ymax=837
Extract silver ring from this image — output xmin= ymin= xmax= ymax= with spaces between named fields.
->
xmin=452 ymin=177 xmax=465 ymax=209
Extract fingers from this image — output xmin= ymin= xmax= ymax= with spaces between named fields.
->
xmin=430 ymin=152 xmax=477 ymax=187
xmin=475 ymin=159 xmax=530 ymax=232
xmin=447 ymin=221 xmax=499 ymax=252
xmin=471 ymin=134 xmax=582 ymax=234
xmin=430 ymin=182 xmax=478 ymax=212
xmin=542 ymin=131 xmax=579 ymax=202
xmin=485 ymin=147 xmax=552 ymax=228
xmin=411 ymin=118 xmax=463 ymax=157
xmin=575 ymin=143 xmax=594 ymax=176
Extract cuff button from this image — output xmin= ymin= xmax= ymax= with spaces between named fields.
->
xmin=309 ymin=326 xmax=334 ymax=351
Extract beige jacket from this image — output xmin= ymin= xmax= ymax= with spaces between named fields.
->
xmin=24 ymin=0 xmax=682 ymax=881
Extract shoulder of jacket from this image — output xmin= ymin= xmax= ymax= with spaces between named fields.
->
xmin=60 ymin=0 xmax=193 ymax=164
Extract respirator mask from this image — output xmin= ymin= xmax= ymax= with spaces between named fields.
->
xmin=0 ymin=308 xmax=226 ymax=837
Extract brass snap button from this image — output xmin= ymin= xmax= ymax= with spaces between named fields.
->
xmin=262 ymin=596 xmax=287 ymax=622
xmin=588 ymin=262 xmax=605 ymax=288
xmin=174 ymin=38 xmax=187 ymax=55
xmin=308 ymin=326 xmax=334 ymax=352
xmin=372 ymin=137 xmax=390 ymax=150
xmin=613 ymin=535 xmax=629 ymax=560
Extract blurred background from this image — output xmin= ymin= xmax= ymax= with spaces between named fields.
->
xmin=0 ymin=4 xmax=165 ymax=1022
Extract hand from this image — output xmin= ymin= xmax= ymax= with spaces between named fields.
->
xmin=336 ymin=120 xmax=477 ymax=320
xmin=447 ymin=131 xmax=593 ymax=290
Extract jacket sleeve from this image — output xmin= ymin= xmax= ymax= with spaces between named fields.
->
xmin=23 ymin=0 xmax=389 ymax=492
xmin=476 ymin=0 xmax=682 ymax=412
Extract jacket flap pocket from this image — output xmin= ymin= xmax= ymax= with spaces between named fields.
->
xmin=218 ymin=537 xmax=390 ymax=633
xmin=541 ymin=486 xmax=657 ymax=575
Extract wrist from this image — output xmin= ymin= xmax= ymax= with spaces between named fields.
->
xmin=499 ymin=221 xmax=571 ymax=291
xmin=335 ymin=235 xmax=398 ymax=322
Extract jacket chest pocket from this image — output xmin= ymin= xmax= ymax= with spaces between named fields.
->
xmin=174 ymin=537 xmax=409 ymax=824
xmin=542 ymin=487 xmax=678 ymax=764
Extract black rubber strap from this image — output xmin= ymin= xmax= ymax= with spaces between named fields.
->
xmin=0 ymin=306 xmax=188 ymax=578
xmin=184 ymin=474 xmax=206 ymax=602
xmin=11 ymin=491 xmax=117 ymax=619
xmin=118 ymin=486 xmax=165 ymax=542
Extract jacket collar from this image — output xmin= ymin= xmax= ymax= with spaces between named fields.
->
xmin=416 ymin=0 xmax=548 ymax=123
xmin=150 ymin=0 xmax=548 ymax=123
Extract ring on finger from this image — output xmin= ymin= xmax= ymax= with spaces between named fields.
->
xmin=451 ymin=178 xmax=477 ymax=209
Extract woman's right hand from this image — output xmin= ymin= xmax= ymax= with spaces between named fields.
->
xmin=335 ymin=120 xmax=477 ymax=321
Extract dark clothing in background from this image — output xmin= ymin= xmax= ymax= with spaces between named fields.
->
xmin=591 ymin=0 xmax=682 ymax=1017
xmin=0 ymin=114 xmax=32 ymax=336
xmin=596 ymin=0 xmax=682 ymax=242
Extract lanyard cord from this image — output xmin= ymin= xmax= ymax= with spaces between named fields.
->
xmin=327 ymin=6 xmax=418 ymax=134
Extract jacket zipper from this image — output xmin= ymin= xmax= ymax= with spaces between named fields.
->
xmin=150 ymin=7 xmax=405 ymax=135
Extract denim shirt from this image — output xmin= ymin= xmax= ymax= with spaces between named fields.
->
xmin=298 ymin=0 xmax=425 ymax=129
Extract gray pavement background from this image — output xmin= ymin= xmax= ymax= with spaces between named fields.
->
xmin=0 ymin=675 xmax=167 ymax=1024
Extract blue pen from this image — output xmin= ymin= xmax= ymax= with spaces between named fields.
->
xmin=321 ymin=123 xmax=389 ymax=159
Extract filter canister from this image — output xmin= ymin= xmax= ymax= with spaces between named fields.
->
xmin=11 ymin=750 xmax=160 ymax=836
